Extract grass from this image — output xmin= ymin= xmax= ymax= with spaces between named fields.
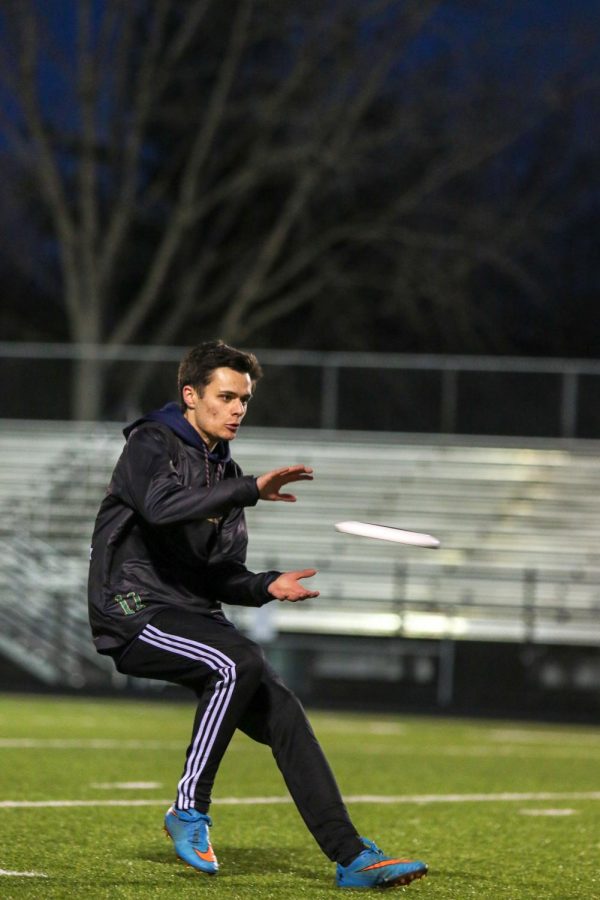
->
xmin=0 ymin=693 xmax=599 ymax=899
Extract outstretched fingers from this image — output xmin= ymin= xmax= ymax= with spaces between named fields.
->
xmin=276 ymin=465 xmax=314 ymax=482
xmin=267 ymin=568 xmax=320 ymax=601
xmin=257 ymin=465 xmax=314 ymax=501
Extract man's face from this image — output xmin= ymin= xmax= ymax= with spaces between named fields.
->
xmin=182 ymin=367 xmax=253 ymax=448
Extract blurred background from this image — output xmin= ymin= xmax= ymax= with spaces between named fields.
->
xmin=0 ymin=0 xmax=598 ymax=719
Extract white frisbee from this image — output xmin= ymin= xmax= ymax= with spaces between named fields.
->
xmin=335 ymin=520 xmax=440 ymax=549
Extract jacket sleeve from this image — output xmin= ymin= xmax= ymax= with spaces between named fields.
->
xmin=204 ymin=561 xmax=280 ymax=607
xmin=112 ymin=425 xmax=260 ymax=525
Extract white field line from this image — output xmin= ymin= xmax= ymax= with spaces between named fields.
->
xmin=318 ymin=723 xmax=407 ymax=735
xmin=1 ymin=739 xmax=598 ymax=761
xmin=89 ymin=782 xmax=163 ymax=790
xmin=519 ymin=808 xmax=577 ymax=816
xmin=359 ymin=744 xmax=600 ymax=760
xmin=1 ymin=791 xmax=600 ymax=809
xmin=344 ymin=792 xmax=600 ymax=804
xmin=0 ymin=739 xmax=183 ymax=749
xmin=0 ymin=869 xmax=47 ymax=877
xmin=489 ymin=729 xmax=600 ymax=746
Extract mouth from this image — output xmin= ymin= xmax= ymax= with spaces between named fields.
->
xmin=225 ymin=424 xmax=240 ymax=435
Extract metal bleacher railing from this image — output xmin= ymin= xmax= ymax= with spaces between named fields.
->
xmin=1 ymin=343 xmax=600 ymax=437
xmin=0 ymin=420 xmax=599 ymax=688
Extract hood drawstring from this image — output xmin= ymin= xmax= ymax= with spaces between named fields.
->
xmin=202 ymin=443 xmax=224 ymax=487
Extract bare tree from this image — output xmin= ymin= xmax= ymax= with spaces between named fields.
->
xmin=0 ymin=0 xmax=592 ymax=417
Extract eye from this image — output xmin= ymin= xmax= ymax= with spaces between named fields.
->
xmin=219 ymin=392 xmax=251 ymax=405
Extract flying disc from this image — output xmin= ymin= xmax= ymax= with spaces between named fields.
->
xmin=335 ymin=520 xmax=440 ymax=549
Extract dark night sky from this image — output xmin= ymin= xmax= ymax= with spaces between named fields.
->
xmin=0 ymin=0 xmax=597 ymax=356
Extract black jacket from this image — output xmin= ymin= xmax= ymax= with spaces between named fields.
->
xmin=88 ymin=404 xmax=279 ymax=654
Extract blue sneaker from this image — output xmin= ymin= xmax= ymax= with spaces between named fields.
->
xmin=336 ymin=838 xmax=427 ymax=889
xmin=164 ymin=805 xmax=219 ymax=874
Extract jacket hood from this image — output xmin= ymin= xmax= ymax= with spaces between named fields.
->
xmin=123 ymin=401 xmax=232 ymax=464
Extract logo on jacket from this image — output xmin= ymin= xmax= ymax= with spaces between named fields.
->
xmin=206 ymin=516 xmax=223 ymax=526
xmin=114 ymin=592 xmax=146 ymax=615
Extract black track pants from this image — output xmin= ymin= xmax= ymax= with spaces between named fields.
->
xmin=114 ymin=608 xmax=364 ymax=864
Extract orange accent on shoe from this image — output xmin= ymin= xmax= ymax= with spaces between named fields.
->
xmin=360 ymin=858 xmax=417 ymax=871
xmin=194 ymin=846 xmax=217 ymax=864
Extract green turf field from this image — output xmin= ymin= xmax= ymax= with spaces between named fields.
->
xmin=0 ymin=693 xmax=599 ymax=899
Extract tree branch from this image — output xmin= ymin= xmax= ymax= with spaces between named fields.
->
xmin=98 ymin=0 xmax=173 ymax=287
xmin=219 ymin=0 xmax=445 ymax=338
xmin=233 ymin=276 xmax=326 ymax=341
xmin=76 ymin=0 xmax=100 ymax=313
xmin=107 ymin=0 xmax=254 ymax=346
xmin=14 ymin=2 xmax=80 ymax=320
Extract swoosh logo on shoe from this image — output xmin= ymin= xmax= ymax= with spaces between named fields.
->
xmin=194 ymin=847 xmax=217 ymax=863
xmin=361 ymin=859 xmax=417 ymax=871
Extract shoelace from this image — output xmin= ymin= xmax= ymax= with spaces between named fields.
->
xmin=189 ymin=813 xmax=212 ymax=845
xmin=190 ymin=824 xmax=206 ymax=844
xmin=361 ymin=838 xmax=384 ymax=857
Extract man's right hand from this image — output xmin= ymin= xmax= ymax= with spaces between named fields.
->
xmin=256 ymin=465 xmax=313 ymax=502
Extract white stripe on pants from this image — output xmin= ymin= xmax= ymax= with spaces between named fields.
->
xmin=138 ymin=622 xmax=237 ymax=809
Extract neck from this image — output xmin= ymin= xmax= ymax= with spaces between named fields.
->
xmin=183 ymin=409 xmax=216 ymax=451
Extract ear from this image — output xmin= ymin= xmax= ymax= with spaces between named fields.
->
xmin=182 ymin=385 xmax=197 ymax=410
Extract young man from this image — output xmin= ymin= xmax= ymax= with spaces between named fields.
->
xmin=88 ymin=340 xmax=427 ymax=889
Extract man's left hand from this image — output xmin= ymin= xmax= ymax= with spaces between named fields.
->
xmin=268 ymin=569 xmax=319 ymax=602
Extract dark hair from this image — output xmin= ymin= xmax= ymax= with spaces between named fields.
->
xmin=177 ymin=340 xmax=263 ymax=405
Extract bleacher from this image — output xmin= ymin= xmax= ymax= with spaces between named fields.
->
xmin=0 ymin=421 xmax=599 ymax=686
xmin=235 ymin=431 xmax=600 ymax=644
